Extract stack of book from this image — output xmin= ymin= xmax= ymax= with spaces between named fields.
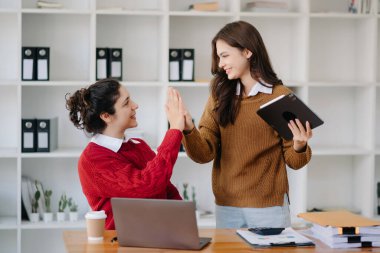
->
xmin=245 ymin=0 xmax=288 ymax=12
xmin=298 ymin=210 xmax=380 ymax=248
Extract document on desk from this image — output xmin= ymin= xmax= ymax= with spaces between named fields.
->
xmin=236 ymin=228 xmax=315 ymax=248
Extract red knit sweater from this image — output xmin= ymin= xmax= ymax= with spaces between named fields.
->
xmin=78 ymin=130 xmax=183 ymax=229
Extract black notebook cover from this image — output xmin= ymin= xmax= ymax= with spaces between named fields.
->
xmin=257 ymin=93 xmax=324 ymax=140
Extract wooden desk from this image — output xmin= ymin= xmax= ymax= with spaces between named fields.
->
xmin=63 ymin=229 xmax=380 ymax=253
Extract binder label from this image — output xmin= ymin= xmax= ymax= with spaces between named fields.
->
xmin=37 ymin=59 xmax=48 ymax=80
xmin=169 ymin=61 xmax=180 ymax=81
xmin=23 ymin=133 xmax=34 ymax=148
xmin=23 ymin=59 xmax=34 ymax=80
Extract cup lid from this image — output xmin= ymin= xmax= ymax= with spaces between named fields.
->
xmin=85 ymin=210 xmax=107 ymax=219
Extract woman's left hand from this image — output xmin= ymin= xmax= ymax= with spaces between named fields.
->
xmin=288 ymin=119 xmax=313 ymax=152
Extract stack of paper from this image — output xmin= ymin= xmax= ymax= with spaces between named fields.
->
xmin=298 ymin=210 xmax=380 ymax=248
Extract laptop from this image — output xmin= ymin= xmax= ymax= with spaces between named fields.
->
xmin=111 ymin=198 xmax=212 ymax=250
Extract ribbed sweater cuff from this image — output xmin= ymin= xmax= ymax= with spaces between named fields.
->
xmin=159 ymin=129 xmax=182 ymax=151
xmin=288 ymin=144 xmax=312 ymax=165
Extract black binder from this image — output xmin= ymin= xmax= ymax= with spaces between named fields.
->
xmin=169 ymin=49 xmax=182 ymax=81
xmin=181 ymin=49 xmax=194 ymax=81
xmin=109 ymin=48 xmax=122 ymax=80
xmin=257 ymin=93 xmax=324 ymax=140
xmin=36 ymin=47 xmax=49 ymax=81
xmin=22 ymin=47 xmax=36 ymax=81
xmin=36 ymin=118 xmax=58 ymax=152
xmin=21 ymin=119 xmax=37 ymax=152
xmin=96 ymin=48 xmax=109 ymax=80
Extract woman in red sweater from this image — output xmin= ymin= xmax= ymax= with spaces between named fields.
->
xmin=65 ymin=79 xmax=184 ymax=229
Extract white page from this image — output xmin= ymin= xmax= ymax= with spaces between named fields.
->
xmin=169 ymin=61 xmax=180 ymax=80
xmin=23 ymin=59 xmax=34 ymax=80
xmin=237 ymin=228 xmax=313 ymax=246
xmin=38 ymin=59 xmax=48 ymax=80
xmin=260 ymin=94 xmax=285 ymax=109
xmin=97 ymin=59 xmax=107 ymax=79
xmin=182 ymin=59 xmax=193 ymax=80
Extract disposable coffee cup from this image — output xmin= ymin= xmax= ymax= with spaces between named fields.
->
xmin=85 ymin=210 xmax=107 ymax=241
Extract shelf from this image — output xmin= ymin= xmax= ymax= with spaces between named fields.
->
xmin=169 ymin=11 xmax=233 ymax=17
xmin=310 ymin=13 xmax=374 ymax=18
xmin=307 ymin=155 xmax=374 ymax=217
xmin=168 ymin=81 xmax=209 ymax=87
xmin=21 ymin=147 xmax=83 ymax=158
xmin=309 ymin=17 xmax=376 ymax=82
xmin=21 ymin=220 xmax=85 ymax=229
xmin=96 ymin=9 xmax=164 ymax=16
xmin=21 ymin=81 xmax=90 ymax=86
xmin=22 ymin=9 xmax=91 ymax=15
xmin=239 ymin=12 xmax=302 ymax=18
xmin=312 ymin=147 xmax=371 ymax=156
xmin=307 ymin=81 xmax=376 ymax=87
xmin=0 ymin=216 xmax=17 ymax=229
xmin=120 ymin=81 xmax=162 ymax=87
xmin=240 ymin=16 xmax=307 ymax=81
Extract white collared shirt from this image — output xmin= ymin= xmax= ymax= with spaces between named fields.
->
xmin=236 ymin=80 xmax=273 ymax=97
xmin=91 ymin=134 xmax=140 ymax=153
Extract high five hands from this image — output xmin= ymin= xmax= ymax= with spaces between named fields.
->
xmin=288 ymin=119 xmax=313 ymax=152
xmin=166 ymin=87 xmax=194 ymax=132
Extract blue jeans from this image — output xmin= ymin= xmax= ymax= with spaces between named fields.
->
xmin=215 ymin=194 xmax=291 ymax=228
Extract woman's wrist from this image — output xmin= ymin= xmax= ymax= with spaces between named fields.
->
xmin=183 ymin=126 xmax=195 ymax=135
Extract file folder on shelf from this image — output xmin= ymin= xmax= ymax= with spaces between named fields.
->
xmin=36 ymin=118 xmax=58 ymax=152
xmin=181 ymin=48 xmax=194 ymax=81
xmin=109 ymin=48 xmax=122 ymax=80
xmin=22 ymin=119 xmax=37 ymax=152
xmin=36 ymin=47 xmax=49 ymax=81
xmin=96 ymin=48 xmax=109 ymax=80
xmin=236 ymin=228 xmax=314 ymax=248
xmin=169 ymin=49 xmax=181 ymax=81
xmin=22 ymin=47 xmax=36 ymax=81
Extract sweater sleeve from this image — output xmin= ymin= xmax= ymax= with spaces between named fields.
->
xmin=81 ymin=129 xmax=182 ymax=198
xmin=182 ymin=96 xmax=220 ymax=164
xmin=281 ymin=137 xmax=312 ymax=170
xmin=166 ymin=182 xmax=182 ymax=200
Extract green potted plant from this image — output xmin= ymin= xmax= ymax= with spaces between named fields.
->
xmin=57 ymin=193 xmax=67 ymax=222
xmin=43 ymin=189 xmax=53 ymax=222
xmin=67 ymin=197 xmax=78 ymax=222
xmin=30 ymin=181 xmax=40 ymax=222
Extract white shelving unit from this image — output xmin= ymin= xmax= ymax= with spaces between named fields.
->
xmin=0 ymin=0 xmax=379 ymax=252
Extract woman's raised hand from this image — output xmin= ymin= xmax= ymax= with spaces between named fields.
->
xmin=165 ymin=87 xmax=185 ymax=131
xmin=288 ymin=119 xmax=313 ymax=152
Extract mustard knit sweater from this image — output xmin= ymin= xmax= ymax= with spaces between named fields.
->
xmin=182 ymin=85 xmax=312 ymax=208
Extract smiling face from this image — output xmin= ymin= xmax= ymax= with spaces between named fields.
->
xmin=216 ymin=39 xmax=252 ymax=80
xmin=109 ymin=86 xmax=139 ymax=131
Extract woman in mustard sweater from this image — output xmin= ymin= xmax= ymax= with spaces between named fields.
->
xmin=174 ymin=21 xmax=313 ymax=228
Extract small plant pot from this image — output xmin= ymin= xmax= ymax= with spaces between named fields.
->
xmin=30 ymin=213 xmax=39 ymax=222
xmin=43 ymin=212 xmax=53 ymax=223
xmin=69 ymin=212 xmax=78 ymax=222
xmin=56 ymin=212 xmax=66 ymax=222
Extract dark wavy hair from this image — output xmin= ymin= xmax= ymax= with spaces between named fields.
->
xmin=65 ymin=79 xmax=121 ymax=134
xmin=210 ymin=21 xmax=282 ymax=127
